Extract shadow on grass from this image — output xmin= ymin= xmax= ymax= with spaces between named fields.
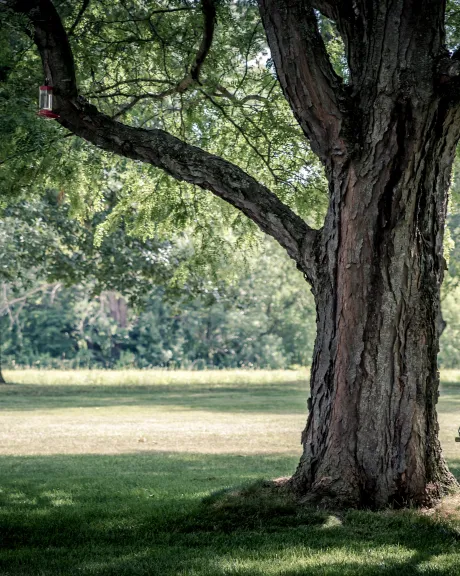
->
xmin=1 ymin=453 xmax=460 ymax=575
xmin=437 ymin=384 xmax=460 ymax=414
xmin=0 ymin=380 xmax=457 ymax=417
xmin=1 ymin=380 xmax=458 ymax=416
xmin=0 ymin=382 xmax=307 ymax=413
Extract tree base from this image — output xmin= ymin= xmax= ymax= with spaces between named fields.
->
xmin=287 ymin=471 xmax=459 ymax=511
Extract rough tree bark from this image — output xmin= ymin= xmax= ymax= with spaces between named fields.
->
xmin=261 ymin=0 xmax=460 ymax=507
xmin=5 ymin=0 xmax=460 ymax=507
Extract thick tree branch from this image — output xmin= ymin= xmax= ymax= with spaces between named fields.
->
xmin=258 ymin=0 xmax=350 ymax=169
xmin=172 ymin=0 xmax=216 ymax=92
xmin=212 ymin=84 xmax=269 ymax=105
xmin=438 ymin=53 xmax=460 ymax=85
xmin=4 ymin=0 xmax=320 ymax=282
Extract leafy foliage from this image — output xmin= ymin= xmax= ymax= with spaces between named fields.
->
xmin=0 ymin=0 xmax=328 ymax=257
xmin=446 ymin=0 xmax=460 ymax=52
xmin=0 ymin=190 xmax=316 ymax=369
xmin=0 ymin=190 xmax=180 ymax=303
xmin=0 ymin=238 xmax=317 ymax=370
xmin=4 ymin=1 xmax=460 ymax=373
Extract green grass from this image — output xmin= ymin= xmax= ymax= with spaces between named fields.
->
xmin=0 ymin=369 xmax=307 ymax=413
xmin=0 ymin=369 xmax=460 ymax=575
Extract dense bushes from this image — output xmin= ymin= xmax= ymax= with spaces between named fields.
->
xmin=1 ymin=244 xmax=317 ymax=370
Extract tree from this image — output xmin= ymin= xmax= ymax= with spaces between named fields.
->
xmin=3 ymin=0 xmax=460 ymax=508
xmin=0 ymin=212 xmax=317 ymax=369
xmin=0 ymin=189 xmax=192 ymax=373
xmin=0 ymin=190 xmax=182 ymax=304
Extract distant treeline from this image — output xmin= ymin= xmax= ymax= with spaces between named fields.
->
xmin=0 ymin=193 xmax=320 ymax=370
xmin=3 ymin=277 xmax=460 ymax=370
xmin=1 ymin=280 xmax=317 ymax=370
xmin=2 ymin=193 xmax=460 ymax=370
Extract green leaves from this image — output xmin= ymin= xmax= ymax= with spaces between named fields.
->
xmin=446 ymin=0 xmax=460 ymax=52
xmin=0 ymin=229 xmax=317 ymax=369
xmin=1 ymin=0 xmax=328 ymax=251
xmin=0 ymin=191 xmax=177 ymax=304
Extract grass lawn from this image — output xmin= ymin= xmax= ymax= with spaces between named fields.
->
xmin=0 ymin=369 xmax=460 ymax=575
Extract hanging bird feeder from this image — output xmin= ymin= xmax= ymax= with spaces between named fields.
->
xmin=456 ymin=427 xmax=460 ymax=442
xmin=38 ymin=85 xmax=59 ymax=119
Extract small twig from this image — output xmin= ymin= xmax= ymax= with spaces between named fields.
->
xmin=201 ymin=90 xmax=279 ymax=183
xmin=90 ymin=78 xmax=174 ymax=95
xmin=68 ymin=0 xmax=90 ymax=36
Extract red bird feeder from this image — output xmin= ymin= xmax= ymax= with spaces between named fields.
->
xmin=38 ymin=85 xmax=59 ymax=119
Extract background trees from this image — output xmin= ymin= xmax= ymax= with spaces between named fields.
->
xmin=0 ymin=192 xmax=317 ymax=369
xmin=3 ymin=187 xmax=460 ymax=371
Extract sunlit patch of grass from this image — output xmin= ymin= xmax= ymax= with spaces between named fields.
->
xmin=0 ymin=369 xmax=460 ymax=574
xmin=432 ymin=494 xmax=460 ymax=528
xmin=0 ymin=369 xmax=310 ymax=457
xmin=441 ymin=369 xmax=460 ymax=384
xmin=2 ymin=368 xmax=308 ymax=388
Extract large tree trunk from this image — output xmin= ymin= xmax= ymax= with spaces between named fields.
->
xmin=292 ymin=98 xmax=460 ymax=508
xmin=256 ymin=0 xmax=460 ymax=510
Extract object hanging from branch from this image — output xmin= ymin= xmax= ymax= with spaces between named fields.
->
xmin=38 ymin=85 xmax=59 ymax=119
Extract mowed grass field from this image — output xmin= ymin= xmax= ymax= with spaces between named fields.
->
xmin=1 ymin=369 xmax=460 ymax=575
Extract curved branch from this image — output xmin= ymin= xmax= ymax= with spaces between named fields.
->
xmin=90 ymin=0 xmax=216 ymax=116
xmin=68 ymin=0 xmax=90 ymax=36
xmin=258 ymin=0 xmax=350 ymax=169
xmin=438 ymin=53 xmax=460 ymax=83
xmin=190 ymin=0 xmax=216 ymax=82
xmin=4 ymin=0 xmax=320 ymax=283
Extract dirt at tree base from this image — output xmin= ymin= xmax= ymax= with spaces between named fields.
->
xmin=280 ymin=473 xmax=460 ymax=511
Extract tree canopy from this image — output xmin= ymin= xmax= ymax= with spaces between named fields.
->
xmin=0 ymin=0 xmax=328 ymax=264
xmin=2 ymin=1 xmax=460 ymax=263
